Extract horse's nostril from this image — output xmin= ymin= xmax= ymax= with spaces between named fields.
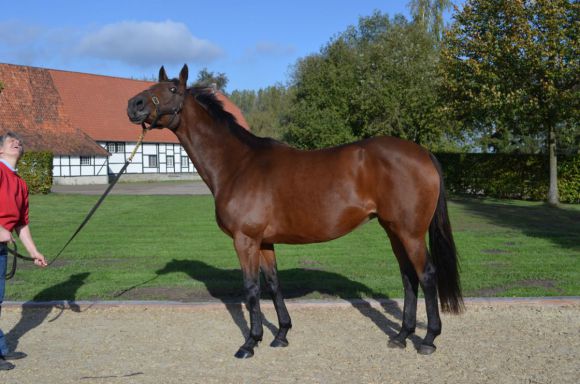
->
xmin=129 ymin=97 xmax=145 ymax=112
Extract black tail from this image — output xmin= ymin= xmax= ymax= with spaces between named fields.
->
xmin=428 ymin=153 xmax=464 ymax=314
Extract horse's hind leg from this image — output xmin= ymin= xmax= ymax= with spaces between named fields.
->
xmin=384 ymin=227 xmax=442 ymax=354
xmin=385 ymin=229 xmax=419 ymax=349
xmin=260 ymin=243 xmax=292 ymax=347
xmin=418 ymin=252 xmax=441 ymax=355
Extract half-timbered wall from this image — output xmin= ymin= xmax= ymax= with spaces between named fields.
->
xmin=52 ymin=140 xmax=196 ymax=184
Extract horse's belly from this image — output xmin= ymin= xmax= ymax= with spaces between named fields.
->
xmin=262 ymin=207 xmax=374 ymax=245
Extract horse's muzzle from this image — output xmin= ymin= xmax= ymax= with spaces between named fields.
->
xmin=127 ymin=95 xmax=150 ymax=124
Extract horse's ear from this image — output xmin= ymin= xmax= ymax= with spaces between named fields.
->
xmin=179 ymin=64 xmax=189 ymax=88
xmin=159 ymin=66 xmax=169 ymax=82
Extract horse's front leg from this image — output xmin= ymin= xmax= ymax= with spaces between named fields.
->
xmin=260 ymin=243 xmax=292 ymax=347
xmin=233 ymin=233 xmax=263 ymax=359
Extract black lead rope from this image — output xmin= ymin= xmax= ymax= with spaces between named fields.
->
xmin=47 ymin=127 xmax=148 ymax=267
xmin=47 ymin=156 xmax=132 ymax=266
xmin=4 ymin=127 xmax=148 ymax=277
xmin=5 ymin=241 xmax=34 ymax=280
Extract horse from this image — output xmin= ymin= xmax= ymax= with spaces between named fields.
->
xmin=127 ymin=64 xmax=463 ymax=358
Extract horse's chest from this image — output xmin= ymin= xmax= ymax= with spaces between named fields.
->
xmin=214 ymin=197 xmax=269 ymax=238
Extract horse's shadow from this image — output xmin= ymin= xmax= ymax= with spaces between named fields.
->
xmin=5 ymin=272 xmax=90 ymax=351
xmin=153 ymin=259 xmax=425 ymax=348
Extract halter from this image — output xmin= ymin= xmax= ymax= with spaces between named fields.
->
xmin=147 ymin=91 xmax=183 ymax=130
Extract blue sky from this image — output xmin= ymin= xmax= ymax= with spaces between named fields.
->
xmin=0 ymin=1 xmax=455 ymax=91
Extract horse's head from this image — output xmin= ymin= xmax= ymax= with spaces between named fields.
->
xmin=127 ymin=64 xmax=189 ymax=130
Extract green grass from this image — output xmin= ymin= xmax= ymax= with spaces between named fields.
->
xmin=5 ymin=194 xmax=580 ymax=301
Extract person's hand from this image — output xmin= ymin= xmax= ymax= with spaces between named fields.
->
xmin=31 ymin=251 xmax=48 ymax=267
xmin=0 ymin=227 xmax=13 ymax=243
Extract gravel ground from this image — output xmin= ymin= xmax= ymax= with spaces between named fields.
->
xmin=0 ymin=298 xmax=578 ymax=384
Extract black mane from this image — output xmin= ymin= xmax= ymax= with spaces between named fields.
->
xmin=188 ymin=86 xmax=283 ymax=149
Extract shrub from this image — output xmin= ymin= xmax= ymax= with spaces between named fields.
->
xmin=18 ymin=151 xmax=53 ymax=194
xmin=436 ymin=153 xmax=580 ymax=204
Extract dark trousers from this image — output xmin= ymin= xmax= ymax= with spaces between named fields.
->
xmin=0 ymin=242 xmax=8 ymax=354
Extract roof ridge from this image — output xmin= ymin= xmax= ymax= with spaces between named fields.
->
xmin=0 ymin=61 xmax=155 ymax=83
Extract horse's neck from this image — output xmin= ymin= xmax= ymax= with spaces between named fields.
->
xmin=174 ymin=105 xmax=252 ymax=195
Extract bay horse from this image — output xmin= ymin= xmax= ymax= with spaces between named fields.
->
xmin=127 ymin=64 xmax=463 ymax=358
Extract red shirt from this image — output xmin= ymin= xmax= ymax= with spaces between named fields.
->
xmin=0 ymin=161 xmax=29 ymax=232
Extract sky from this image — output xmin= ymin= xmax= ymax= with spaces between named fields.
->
xmin=0 ymin=1 xmax=456 ymax=91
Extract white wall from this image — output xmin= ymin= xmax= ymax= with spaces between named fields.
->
xmin=51 ymin=141 xmax=197 ymax=185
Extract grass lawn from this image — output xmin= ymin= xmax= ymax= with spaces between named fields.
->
xmin=5 ymin=193 xmax=580 ymax=302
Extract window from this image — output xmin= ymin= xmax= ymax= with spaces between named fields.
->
xmin=106 ymin=142 xmax=125 ymax=153
xmin=80 ymin=156 xmax=91 ymax=165
xmin=181 ymin=156 xmax=189 ymax=168
xmin=147 ymin=155 xmax=158 ymax=168
xmin=167 ymin=156 xmax=174 ymax=167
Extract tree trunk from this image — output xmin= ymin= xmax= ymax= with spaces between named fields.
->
xmin=547 ymin=124 xmax=559 ymax=206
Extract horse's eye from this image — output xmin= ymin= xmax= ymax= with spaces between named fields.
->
xmin=170 ymin=87 xmax=177 ymax=93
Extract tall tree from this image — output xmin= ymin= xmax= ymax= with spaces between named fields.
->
xmin=440 ymin=0 xmax=579 ymax=205
xmin=229 ymin=85 xmax=292 ymax=139
xmin=409 ymin=0 xmax=452 ymax=40
xmin=194 ymin=67 xmax=228 ymax=91
xmin=284 ymin=12 xmax=455 ymax=150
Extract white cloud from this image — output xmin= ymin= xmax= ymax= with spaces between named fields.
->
xmin=240 ymin=41 xmax=296 ymax=65
xmin=244 ymin=41 xmax=296 ymax=60
xmin=0 ymin=21 xmax=79 ymax=65
xmin=253 ymin=42 xmax=296 ymax=56
xmin=0 ymin=20 xmax=43 ymax=45
xmin=77 ymin=20 xmax=224 ymax=67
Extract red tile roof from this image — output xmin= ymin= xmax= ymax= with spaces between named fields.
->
xmin=49 ymin=68 xmax=249 ymax=144
xmin=0 ymin=63 xmax=108 ymax=156
xmin=1 ymin=63 xmax=249 ymax=156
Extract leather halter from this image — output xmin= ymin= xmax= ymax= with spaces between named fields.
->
xmin=147 ymin=90 xmax=183 ymax=130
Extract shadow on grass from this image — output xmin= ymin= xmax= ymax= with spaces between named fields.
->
xmin=148 ymin=259 xmax=424 ymax=349
xmin=452 ymin=197 xmax=580 ymax=251
xmin=6 ymin=272 xmax=90 ymax=352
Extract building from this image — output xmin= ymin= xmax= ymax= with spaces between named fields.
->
xmin=0 ymin=63 xmax=249 ymax=185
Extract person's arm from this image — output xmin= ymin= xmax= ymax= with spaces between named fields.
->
xmin=15 ymin=224 xmax=47 ymax=267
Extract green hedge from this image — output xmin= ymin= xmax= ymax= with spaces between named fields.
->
xmin=436 ymin=153 xmax=580 ymax=204
xmin=18 ymin=151 xmax=53 ymax=194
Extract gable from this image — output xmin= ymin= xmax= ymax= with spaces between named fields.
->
xmin=0 ymin=63 xmax=108 ymax=156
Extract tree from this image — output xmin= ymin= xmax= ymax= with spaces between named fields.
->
xmin=440 ymin=0 xmax=579 ymax=205
xmin=229 ymin=85 xmax=292 ymax=139
xmin=0 ymin=81 xmax=3 ymax=93
xmin=409 ymin=0 xmax=453 ymax=40
xmin=194 ymin=68 xmax=228 ymax=91
xmin=284 ymin=12 xmax=455 ymax=150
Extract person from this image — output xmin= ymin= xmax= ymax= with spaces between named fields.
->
xmin=0 ymin=131 xmax=47 ymax=371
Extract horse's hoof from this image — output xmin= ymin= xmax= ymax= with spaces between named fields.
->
xmin=418 ymin=343 xmax=436 ymax=355
xmin=234 ymin=347 xmax=254 ymax=359
xmin=388 ymin=338 xmax=407 ymax=349
xmin=270 ymin=338 xmax=289 ymax=348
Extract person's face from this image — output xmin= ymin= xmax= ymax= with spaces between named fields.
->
xmin=0 ymin=136 xmax=24 ymax=159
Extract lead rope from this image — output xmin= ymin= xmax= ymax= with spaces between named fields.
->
xmin=2 ymin=127 xmax=150 ymax=274
xmin=45 ymin=127 xmax=148 ymax=267
xmin=4 ymin=241 xmax=32 ymax=280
